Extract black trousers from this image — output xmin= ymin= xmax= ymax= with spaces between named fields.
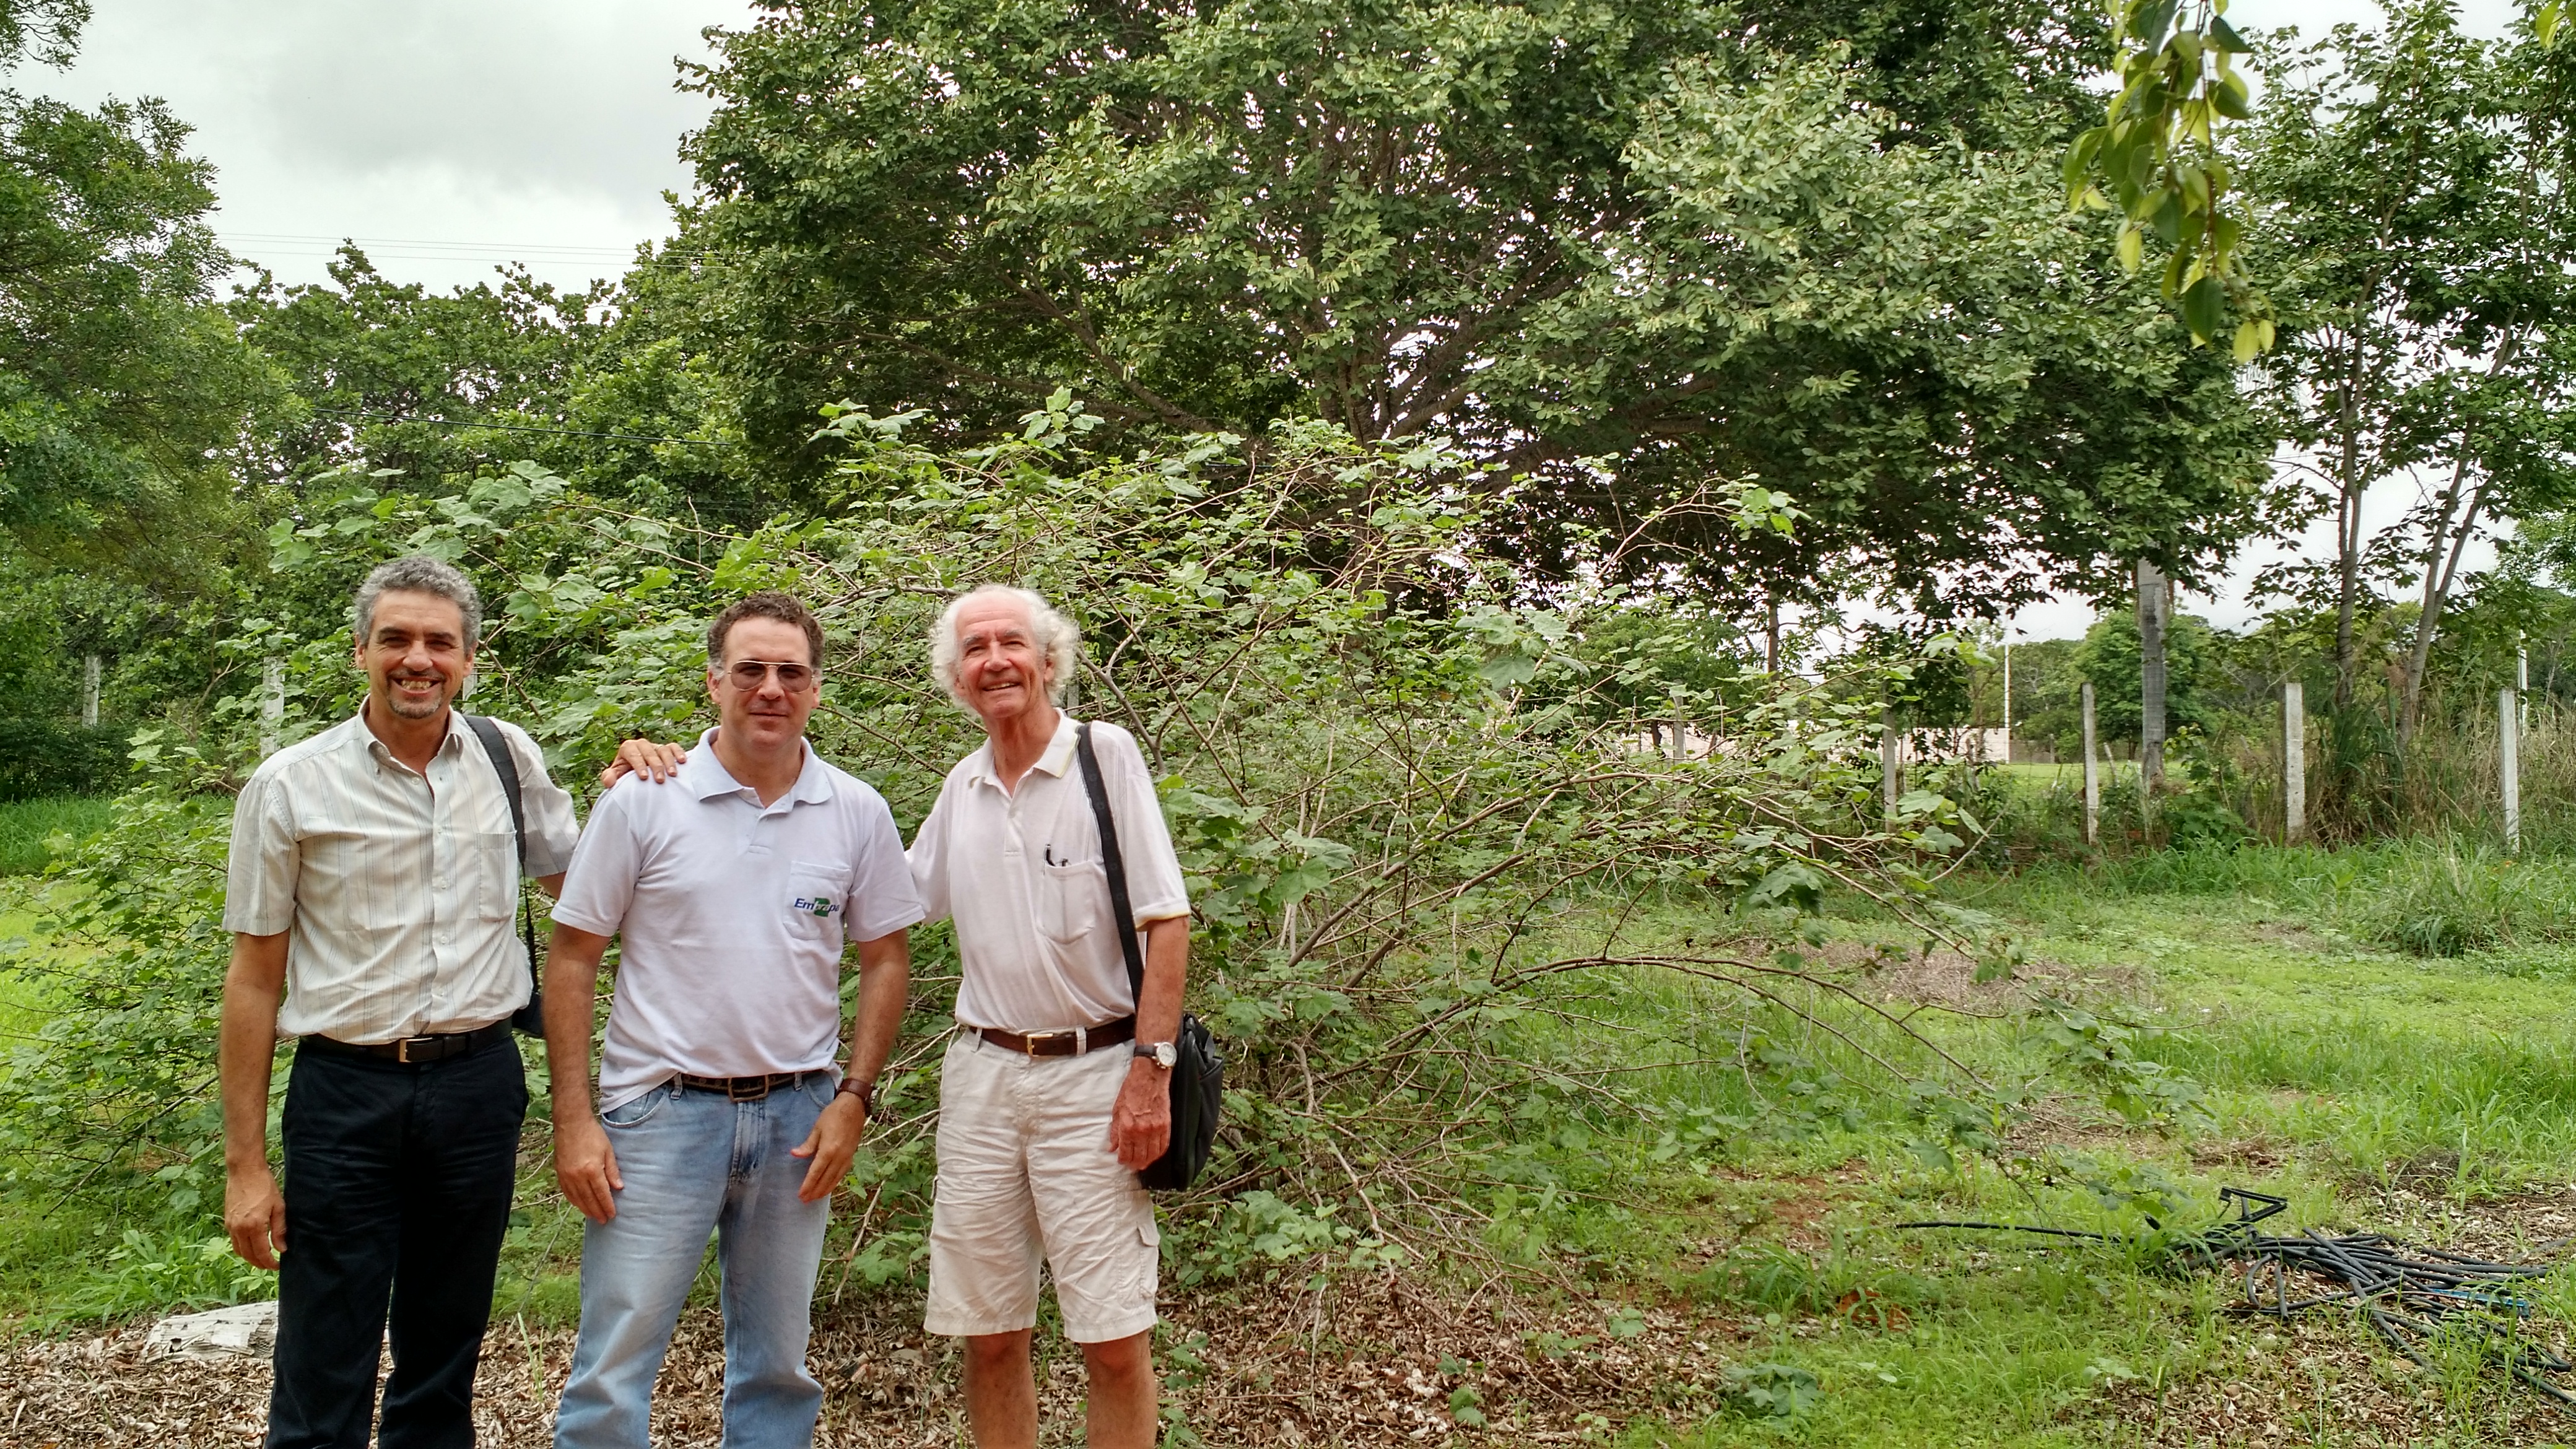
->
xmin=266 ymin=1035 xmax=527 ymax=1449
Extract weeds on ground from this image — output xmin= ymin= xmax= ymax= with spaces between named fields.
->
xmin=0 ymin=795 xmax=108 ymax=876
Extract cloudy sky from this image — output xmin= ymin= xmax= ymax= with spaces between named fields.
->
xmin=26 ymin=0 xmax=2532 ymax=640
xmin=37 ymin=0 xmax=760 ymax=292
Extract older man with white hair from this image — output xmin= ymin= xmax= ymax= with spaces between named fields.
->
xmin=911 ymin=583 xmax=1190 ymax=1449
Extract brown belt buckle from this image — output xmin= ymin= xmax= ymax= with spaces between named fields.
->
xmin=1020 ymin=1030 xmax=1073 ymax=1057
xmin=728 ymin=1076 xmax=774 ymax=1102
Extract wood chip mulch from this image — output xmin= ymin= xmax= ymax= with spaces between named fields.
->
xmin=0 ymin=1271 xmax=1741 ymax=1447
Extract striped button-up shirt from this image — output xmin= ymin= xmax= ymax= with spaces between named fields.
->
xmin=223 ymin=707 xmax=580 ymax=1043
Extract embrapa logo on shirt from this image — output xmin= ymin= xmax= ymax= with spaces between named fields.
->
xmin=794 ymin=894 xmax=838 ymax=919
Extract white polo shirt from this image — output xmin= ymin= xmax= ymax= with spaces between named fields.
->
xmin=552 ymin=731 xmax=924 ymax=1110
xmin=908 ymin=715 xmax=1189 ymax=1033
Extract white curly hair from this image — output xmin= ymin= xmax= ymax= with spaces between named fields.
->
xmin=929 ymin=584 xmax=1082 ymax=707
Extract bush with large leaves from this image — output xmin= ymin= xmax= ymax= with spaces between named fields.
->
xmin=2 ymin=410 xmax=2121 ymax=1280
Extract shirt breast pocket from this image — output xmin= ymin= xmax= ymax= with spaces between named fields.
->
xmin=786 ymin=860 xmax=850 ymax=945
xmin=1035 ymin=857 xmax=1105 ymax=945
xmin=474 ymin=830 xmax=521 ymax=923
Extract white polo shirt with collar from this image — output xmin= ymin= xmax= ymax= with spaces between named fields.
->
xmin=908 ymin=713 xmax=1190 ymax=1033
xmin=552 ymin=729 xmax=925 ymax=1110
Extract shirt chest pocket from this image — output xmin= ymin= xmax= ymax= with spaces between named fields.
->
xmin=786 ymin=859 xmax=850 ymax=946
xmin=1034 ymin=856 xmax=1106 ymax=946
xmin=472 ymin=829 xmax=521 ymax=923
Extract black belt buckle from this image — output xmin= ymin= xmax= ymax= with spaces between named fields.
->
xmin=393 ymin=1035 xmax=440 ymax=1064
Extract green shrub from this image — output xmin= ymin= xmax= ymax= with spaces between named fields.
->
xmin=0 ymin=794 xmax=112 ymax=874
xmin=2348 ymin=840 xmax=2576 ymax=957
xmin=0 ymin=414 xmax=2045 ymax=1270
xmin=0 ymin=718 xmax=124 ymax=801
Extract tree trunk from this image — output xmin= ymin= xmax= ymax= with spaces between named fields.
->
xmin=2327 ymin=318 xmax=2382 ymax=713
xmin=2396 ymin=329 xmax=2520 ymax=747
xmin=2136 ymin=558 xmax=2168 ymax=798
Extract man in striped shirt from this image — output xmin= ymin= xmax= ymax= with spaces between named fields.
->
xmin=218 ymin=555 xmax=664 ymax=1449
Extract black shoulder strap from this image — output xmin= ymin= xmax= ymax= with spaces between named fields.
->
xmin=461 ymin=713 xmax=528 ymax=871
xmin=1075 ymin=721 xmax=1147 ymax=1002
xmin=462 ymin=713 xmax=542 ymax=998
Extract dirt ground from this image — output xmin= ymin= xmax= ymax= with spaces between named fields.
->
xmin=11 ymin=1188 xmax=2576 ymax=1447
xmin=0 ymin=1272 xmax=1740 ymax=1447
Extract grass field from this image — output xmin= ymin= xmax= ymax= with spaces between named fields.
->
xmin=0 ymin=794 xmax=113 ymax=876
xmin=9 ymin=835 xmax=2576 ymax=1443
xmin=1611 ymin=853 xmax=2576 ymax=1445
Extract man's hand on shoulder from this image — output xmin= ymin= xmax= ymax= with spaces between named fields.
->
xmin=555 ymin=1110 xmax=623 ymax=1224
xmin=598 ymin=738 xmax=689 ymax=791
xmin=791 ymin=1089 xmax=870 ymax=1203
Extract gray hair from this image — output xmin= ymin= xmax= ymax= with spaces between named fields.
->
xmin=353 ymin=554 xmax=482 ymax=649
xmin=930 ymin=585 xmax=1081 ymax=705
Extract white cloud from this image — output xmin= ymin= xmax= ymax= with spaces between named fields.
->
xmin=27 ymin=0 xmax=759 ymax=291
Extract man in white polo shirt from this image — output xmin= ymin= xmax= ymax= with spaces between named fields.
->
xmin=910 ymin=584 xmax=1191 ymax=1449
xmin=542 ymin=590 xmax=922 ymax=1449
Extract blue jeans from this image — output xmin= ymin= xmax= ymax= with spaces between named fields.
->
xmin=552 ymin=1076 xmax=833 ymax=1449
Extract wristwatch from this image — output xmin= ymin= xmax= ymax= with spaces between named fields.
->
xmin=1134 ymin=1040 xmax=1178 ymax=1070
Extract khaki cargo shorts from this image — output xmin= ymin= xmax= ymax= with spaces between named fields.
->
xmin=923 ymin=1032 xmax=1160 ymax=1344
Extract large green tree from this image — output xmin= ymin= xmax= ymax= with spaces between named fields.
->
xmin=678 ymin=0 xmax=2269 ymax=618
xmin=233 ymin=246 xmax=780 ymax=524
xmin=0 ymin=0 xmax=277 ymax=579
xmin=2242 ymin=4 xmax=2576 ymax=737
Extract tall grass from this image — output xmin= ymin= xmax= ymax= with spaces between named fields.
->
xmin=1993 ymin=834 xmax=2576 ymax=960
xmin=2195 ymin=699 xmax=2576 ymax=851
xmin=0 ymin=794 xmax=111 ymax=876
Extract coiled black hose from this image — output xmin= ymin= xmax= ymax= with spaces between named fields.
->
xmin=1899 ymin=1186 xmax=2575 ymax=1408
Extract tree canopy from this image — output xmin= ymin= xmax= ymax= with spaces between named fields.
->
xmin=679 ymin=0 xmax=2269 ymax=617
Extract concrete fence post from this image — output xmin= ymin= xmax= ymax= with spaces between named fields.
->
xmin=2283 ymin=681 xmax=2305 ymax=845
xmin=2502 ymin=685 xmax=2522 ymax=856
xmin=259 ymin=658 xmax=284 ymax=758
xmin=2081 ymin=682 xmax=2100 ymax=847
xmin=1881 ymin=716 xmax=1900 ymax=822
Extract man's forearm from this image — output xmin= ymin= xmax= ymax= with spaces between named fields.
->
xmin=1135 ymin=916 xmax=1189 ymax=1045
xmin=542 ymin=926 xmax=609 ymax=1116
xmin=218 ymin=938 xmax=288 ymax=1175
xmin=845 ymin=933 xmax=911 ymax=1095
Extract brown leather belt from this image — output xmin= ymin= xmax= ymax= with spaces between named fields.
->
xmin=303 ymin=1020 xmax=511 ymax=1064
xmin=674 ymin=1069 xmax=827 ymax=1102
xmin=973 ymin=1015 xmax=1136 ymax=1058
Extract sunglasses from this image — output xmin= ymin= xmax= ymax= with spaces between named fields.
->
xmin=721 ymin=659 xmax=817 ymax=690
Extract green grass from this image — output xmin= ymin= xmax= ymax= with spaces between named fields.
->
xmin=0 ymin=794 xmax=111 ymax=876
xmin=1469 ymin=849 xmax=2576 ymax=1444
xmin=15 ymin=837 xmax=2576 ymax=1442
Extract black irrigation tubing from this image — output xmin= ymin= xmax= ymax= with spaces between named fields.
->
xmin=1899 ymin=1187 xmax=2576 ymax=1411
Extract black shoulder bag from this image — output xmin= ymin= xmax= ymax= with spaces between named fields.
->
xmin=1075 ymin=722 xmax=1221 ymax=1191
xmin=462 ymin=713 xmax=547 ymax=1038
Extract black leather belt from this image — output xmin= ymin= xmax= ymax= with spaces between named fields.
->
xmin=674 ymin=1069 xmax=827 ymax=1101
xmin=303 ymin=1020 xmax=511 ymax=1064
xmin=973 ymin=1015 xmax=1136 ymax=1058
